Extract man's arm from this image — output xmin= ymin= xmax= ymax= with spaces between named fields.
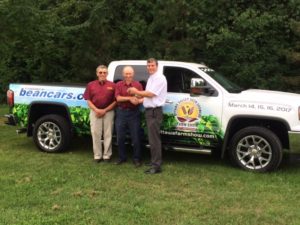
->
xmin=104 ymin=101 xmax=117 ymax=112
xmin=127 ymin=88 xmax=155 ymax=98
xmin=87 ymin=100 xmax=116 ymax=118
xmin=116 ymin=95 xmax=141 ymax=105
xmin=87 ymin=100 xmax=98 ymax=112
xmin=116 ymin=95 xmax=132 ymax=102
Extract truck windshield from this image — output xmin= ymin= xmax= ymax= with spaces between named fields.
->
xmin=199 ymin=67 xmax=243 ymax=93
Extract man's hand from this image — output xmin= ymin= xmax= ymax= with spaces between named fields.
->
xmin=127 ymin=87 xmax=138 ymax=95
xmin=95 ymin=108 xmax=106 ymax=118
xmin=129 ymin=96 xmax=139 ymax=105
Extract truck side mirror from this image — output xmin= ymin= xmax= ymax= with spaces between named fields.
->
xmin=190 ymin=78 xmax=205 ymax=95
xmin=190 ymin=78 xmax=214 ymax=96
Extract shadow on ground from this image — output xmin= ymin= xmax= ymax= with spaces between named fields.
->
xmin=69 ymin=136 xmax=300 ymax=171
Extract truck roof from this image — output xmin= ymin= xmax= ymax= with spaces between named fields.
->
xmin=109 ymin=60 xmax=207 ymax=68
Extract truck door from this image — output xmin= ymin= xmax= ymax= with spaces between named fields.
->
xmin=162 ymin=66 xmax=224 ymax=148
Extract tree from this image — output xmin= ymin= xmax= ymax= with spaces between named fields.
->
xmin=284 ymin=20 xmax=300 ymax=92
xmin=0 ymin=0 xmax=299 ymax=102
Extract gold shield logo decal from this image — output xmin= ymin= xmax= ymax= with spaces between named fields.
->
xmin=175 ymin=98 xmax=201 ymax=131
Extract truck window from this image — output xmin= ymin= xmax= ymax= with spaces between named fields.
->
xmin=163 ymin=67 xmax=200 ymax=93
xmin=114 ymin=65 xmax=148 ymax=89
xmin=199 ymin=67 xmax=243 ymax=93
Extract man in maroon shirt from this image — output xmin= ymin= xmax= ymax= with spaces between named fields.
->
xmin=115 ymin=66 xmax=143 ymax=167
xmin=83 ymin=65 xmax=116 ymax=163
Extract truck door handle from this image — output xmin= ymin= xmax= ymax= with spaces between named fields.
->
xmin=165 ymin=99 xmax=173 ymax=104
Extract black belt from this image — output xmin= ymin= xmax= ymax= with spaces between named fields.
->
xmin=118 ymin=107 xmax=138 ymax=111
xmin=145 ymin=106 xmax=162 ymax=111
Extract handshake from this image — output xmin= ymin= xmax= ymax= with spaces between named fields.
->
xmin=127 ymin=87 xmax=138 ymax=95
xmin=127 ymin=87 xmax=142 ymax=105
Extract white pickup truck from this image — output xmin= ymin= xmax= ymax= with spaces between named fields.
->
xmin=5 ymin=60 xmax=300 ymax=172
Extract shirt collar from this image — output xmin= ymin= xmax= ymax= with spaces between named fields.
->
xmin=123 ymin=80 xmax=133 ymax=87
xmin=149 ymin=71 xmax=159 ymax=80
xmin=99 ymin=80 xmax=106 ymax=85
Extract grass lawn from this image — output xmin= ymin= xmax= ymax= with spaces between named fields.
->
xmin=1 ymin=105 xmax=300 ymax=225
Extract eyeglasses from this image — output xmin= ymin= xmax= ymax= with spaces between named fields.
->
xmin=99 ymin=71 xmax=107 ymax=74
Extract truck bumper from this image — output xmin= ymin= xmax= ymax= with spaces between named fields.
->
xmin=4 ymin=114 xmax=16 ymax=126
xmin=289 ymin=131 xmax=300 ymax=153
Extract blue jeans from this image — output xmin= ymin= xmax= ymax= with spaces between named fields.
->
xmin=116 ymin=108 xmax=141 ymax=161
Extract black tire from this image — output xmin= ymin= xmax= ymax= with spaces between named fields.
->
xmin=229 ymin=126 xmax=282 ymax=172
xmin=33 ymin=114 xmax=71 ymax=153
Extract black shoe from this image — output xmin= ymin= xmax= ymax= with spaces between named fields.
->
xmin=103 ymin=158 xmax=111 ymax=163
xmin=133 ymin=160 xmax=142 ymax=167
xmin=115 ymin=159 xmax=126 ymax=165
xmin=145 ymin=162 xmax=153 ymax=167
xmin=144 ymin=167 xmax=161 ymax=174
xmin=94 ymin=159 xmax=102 ymax=163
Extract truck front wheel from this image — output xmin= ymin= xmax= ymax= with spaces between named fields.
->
xmin=229 ymin=126 xmax=282 ymax=172
xmin=33 ymin=114 xmax=71 ymax=153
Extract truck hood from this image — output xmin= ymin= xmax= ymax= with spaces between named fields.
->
xmin=238 ymin=89 xmax=300 ymax=105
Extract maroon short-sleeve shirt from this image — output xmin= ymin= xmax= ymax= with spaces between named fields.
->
xmin=83 ymin=80 xmax=116 ymax=109
xmin=115 ymin=80 xmax=143 ymax=109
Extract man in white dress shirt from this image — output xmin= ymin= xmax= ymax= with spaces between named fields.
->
xmin=128 ymin=58 xmax=167 ymax=174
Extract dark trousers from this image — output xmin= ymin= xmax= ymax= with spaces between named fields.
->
xmin=145 ymin=107 xmax=163 ymax=168
xmin=116 ymin=108 xmax=141 ymax=161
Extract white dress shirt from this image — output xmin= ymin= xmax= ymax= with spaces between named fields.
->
xmin=143 ymin=71 xmax=167 ymax=108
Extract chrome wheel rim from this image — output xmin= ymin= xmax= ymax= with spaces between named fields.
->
xmin=237 ymin=135 xmax=272 ymax=170
xmin=37 ymin=122 xmax=61 ymax=151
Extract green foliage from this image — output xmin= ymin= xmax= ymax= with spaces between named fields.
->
xmin=202 ymin=2 xmax=297 ymax=89
xmin=1 ymin=0 xmax=300 ymax=102
xmin=197 ymin=115 xmax=223 ymax=137
xmin=12 ymin=104 xmax=91 ymax=135
xmin=12 ymin=104 xmax=29 ymax=127
xmin=194 ymin=115 xmax=223 ymax=147
xmin=69 ymin=106 xmax=90 ymax=135
xmin=162 ymin=113 xmax=178 ymax=131
xmin=284 ymin=19 xmax=300 ymax=92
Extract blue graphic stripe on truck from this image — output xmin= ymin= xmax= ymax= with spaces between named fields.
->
xmin=19 ymin=88 xmax=84 ymax=100
xmin=11 ymin=84 xmax=87 ymax=107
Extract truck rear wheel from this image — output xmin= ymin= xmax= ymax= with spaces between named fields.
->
xmin=229 ymin=126 xmax=282 ymax=172
xmin=33 ymin=114 xmax=71 ymax=153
